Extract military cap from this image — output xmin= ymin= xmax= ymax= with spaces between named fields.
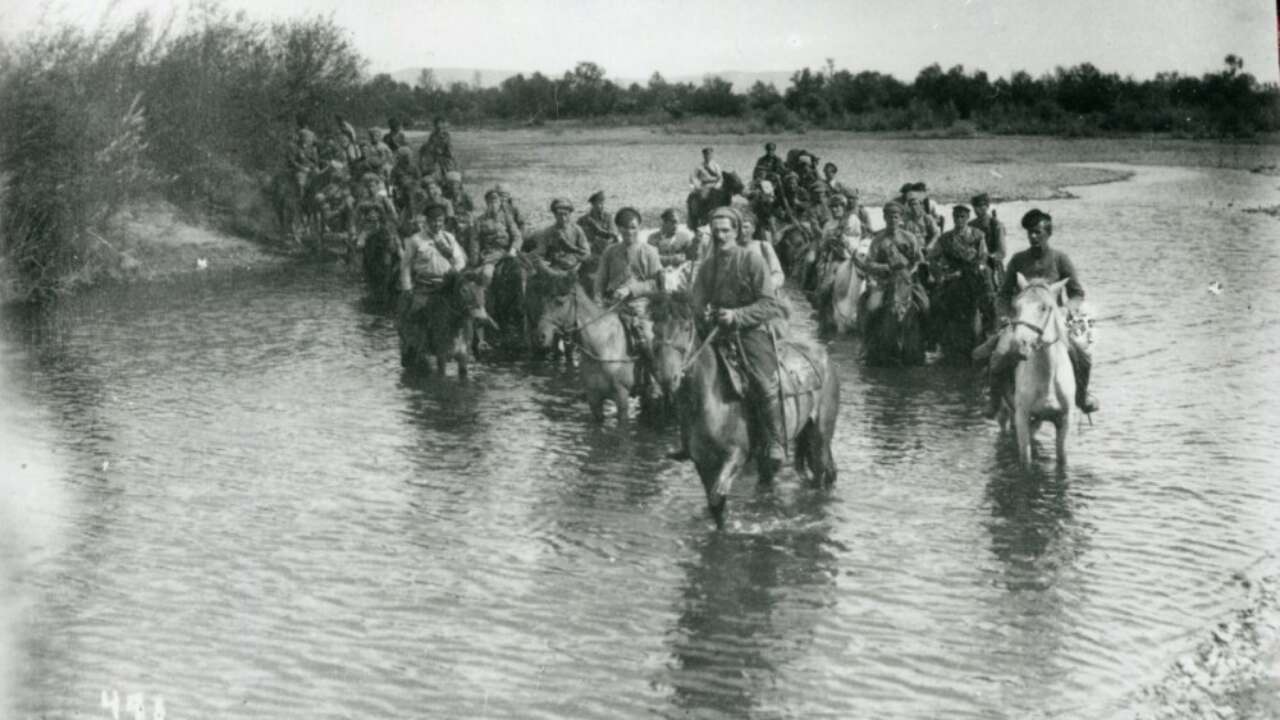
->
xmin=708 ymin=206 xmax=741 ymax=227
xmin=883 ymin=200 xmax=906 ymax=215
xmin=971 ymin=192 xmax=992 ymax=207
xmin=660 ymin=207 xmax=679 ymax=222
xmin=588 ymin=190 xmax=606 ymax=204
xmin=423 ymin=202 xmax=449 ymax=219
xmin=550 ymin=198 xmax=574 ymax=212
xmin=952 ymin=204 xmax=972 ymax=216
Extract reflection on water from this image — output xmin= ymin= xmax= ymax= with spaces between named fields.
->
xmin=2 ymin=164 xmax=1279 ymax=719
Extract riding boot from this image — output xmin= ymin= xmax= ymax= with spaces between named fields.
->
xmin=666 ymin=385 xmax=692 ymax=461
xmin=1071 ymin=347 xmax=1099 ymax=413
xmin=474 ymin=325 xmax=492 ymax=355
xmin=760 ymin=393 xmax=787 ymax=474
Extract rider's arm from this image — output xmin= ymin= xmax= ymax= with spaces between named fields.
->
xmin=1058 ymin=251 xmax=1085 ymax=304
xmin=594 ymin=249 xmax=611 ymax=298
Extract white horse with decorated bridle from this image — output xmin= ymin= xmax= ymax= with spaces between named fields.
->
xmin=1002 ymin=275 xmax=1076 ymax=467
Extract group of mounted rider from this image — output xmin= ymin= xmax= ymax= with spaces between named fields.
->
xmin=281 ymin=115 xmax=1099 ymax=523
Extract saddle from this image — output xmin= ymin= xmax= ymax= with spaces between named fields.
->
xmin=712 ymin=336 xmax=825 ymax=401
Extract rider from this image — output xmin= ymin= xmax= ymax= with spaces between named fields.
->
xmin=690 ymin=147 xmax=723 ymax=202
xmin=398 ymin=202 xmax=468 ymax=312
xmin=856 ymin=201 xmax=924 ymax=329
xmin=901 ymin=184 xmax=940 ymax=247
xmin=928 ymin=204 xmax=995 ymax=334
xmin=442 ymin=171 xmax=476 ymax=218
xmin=737 ymin=210 xmax=786 ymax=294
xmin=980 ymin=209 xmax=1098 ymax=417
xmin=288 ymin=117 xmax=320 ymax=201
xmin=383 ymin=117 xmax=408 ymax=152
xmin=647 ymin=208 xmax=697 ymax=268
xmin=577 ymin=190 xmax=617 ymax=256
xmin=670 ymin=207 xmax=788 ymax=470
xmin=754 ymin=142 xmax=785 ymax=181
xmin=472 ymin=188 xmax=523 ymax=278
xmin=596 ymin=207 xmax=664 ymax=393
xmin=494 ymin=183 xmax=526 ymax=233
xmin=535 ymin=198 xmax=592 ymax=271
xmin=362 ymin=129 xmax=394 ymax=181
xmin=969 ymin=192 xmax=1007 ymax=275
xmin=746 ymin=167 xmax=779 ymax=239
xmin=419 ymin=116 xmax=455 ymax=181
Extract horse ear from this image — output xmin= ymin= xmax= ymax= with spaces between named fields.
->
xmin=1016 ymin=273 xmax=1029 ymax=291
xmin=1049 ymin=278 xmax=1070 ymax=306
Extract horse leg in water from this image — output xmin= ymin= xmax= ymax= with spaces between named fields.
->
xmin=1014 ymin=407 xmax=1034 ymax=467
xmin=1054 ymin=415 xmax=1069 ymax=467
xmin=613 ymin=384 xmax=631 ymax=422
xmin=699 ymin=446 xmax=747 ymax=530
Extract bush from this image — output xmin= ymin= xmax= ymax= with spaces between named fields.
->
xmin=0 ymin=18 xmax=160 ymax=299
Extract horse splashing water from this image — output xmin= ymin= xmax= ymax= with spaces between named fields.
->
xmin=650 ymin=293 xmax=840 ymax=528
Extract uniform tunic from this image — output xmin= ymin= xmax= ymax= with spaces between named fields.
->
xmin=595 ymin=241 xmax=662 ymax=300
xmin=534 ymin=223 xmax=592 ymax=271
xmin=402 ymin=230 xmax=467 ymax=290
xmin=472 ymin=210 xmax=521 ymax=264
xmin=929 ymin=226 xmax=988 ymax=273
xmin=577 ymin=211 xmax=617 ymax=256
xmin=969 ymin=214 xmax=1006 ymax=262
xmin=690 ymin=245 xmax=786 ymax=392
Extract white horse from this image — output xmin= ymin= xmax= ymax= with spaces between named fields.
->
xmin=1001 ymin=275 xmax=1076 ymax=467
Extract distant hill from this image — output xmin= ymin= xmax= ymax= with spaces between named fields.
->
xmin=385 ymin=67 xmax=795 ymax=92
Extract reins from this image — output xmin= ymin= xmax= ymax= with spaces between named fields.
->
xmin=552 ymin=289 xmax=632 ymax=363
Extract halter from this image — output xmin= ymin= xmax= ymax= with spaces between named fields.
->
xmin=653 ymin=323 xmax=720 ymax=378
xmin=1011 ymin=286 xmax=1065 ymax=348
xmin=545 ymin=289 xmax=631 ymax=363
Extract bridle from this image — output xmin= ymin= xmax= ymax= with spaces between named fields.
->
xmin=543 ymin=289 xmax=631 ymax=363
xmin=653 ymin=321 xmax=720 ymax=380
xmin=1011 ymin=287 xmax=1065 ymax=348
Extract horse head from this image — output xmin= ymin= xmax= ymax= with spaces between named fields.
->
xmin=1010 ymin=274 xmax=1070 ymax=359
xmin=649 ymin=291 xmax=698 ymax=396
xmin=722 ymin=171 xmax=745 ymax=197
xmin=532 ymin=272 xmax=581 ymax=350
xmin=458 ymin=269 xmax=498 ymax=331
xmin=890 ymin=267 xmax=918 ymax=324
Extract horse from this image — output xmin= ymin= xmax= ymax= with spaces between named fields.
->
xmin=658 ymin=260 xmax=699 ymax=294
xmin=398 ymin=271 xmax=497 ymax=378
xmin=649 ymin=293 xmax=839 ymax=528
xmin=931 ymin=262 xmax=995 ymax=365
xmin=813 ymin=255 xmax=866 ymax=334
xmin=1000 ymin=276 xmax=1075 ymax=468
xmin=686 ymin=172 xmax=746 ymax=232
xmin=534 ymin=282 xmax=659 ymax=421
xmin=488 ymin=253 xmax=544 ymax=353
xmin=774 ymin=222 xmax=814 ymax=281
xmin=361 ymin=226 xmax=400 ymax=304
xmin=863 ymin=267 xmax=928 ymax=366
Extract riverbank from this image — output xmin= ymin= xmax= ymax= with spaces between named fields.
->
xmin=0 ymin=202 xmax=289 ymax=305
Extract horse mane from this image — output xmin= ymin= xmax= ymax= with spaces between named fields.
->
xmin=649 ymin=291 xmax=695 ymax=323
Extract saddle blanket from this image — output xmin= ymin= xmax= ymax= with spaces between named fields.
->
xmin=713 ymin=337 xmax=826 ymax=400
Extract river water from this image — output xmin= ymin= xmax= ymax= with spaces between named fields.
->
xmin=2 ymin=164 xmax=1278 ymax=719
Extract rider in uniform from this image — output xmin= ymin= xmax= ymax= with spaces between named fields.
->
xmin=670 ymin=207 xmax=788 ymax=472
xmin=647 ymin=208 xmax=698 ymax=268
xmin=577 ymin=190 xmax=618 ymax=256
xmin=928 ymin=204 xmax=994 ymax=335
xmin=856 ymin=201 xmax=924 ymax=331
xmin=596 ymin=207 xmax=664 ymax=395
xmin=398 ymin=203 xmax=468 ymax=307
xmin=978 ymin=208 xmax=1098 ymax=417
xmin=534 ymin=198 xmax=592 ymax=272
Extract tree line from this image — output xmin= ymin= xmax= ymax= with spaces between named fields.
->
xmin=364 ymin=55 xmax=1278 ymax=137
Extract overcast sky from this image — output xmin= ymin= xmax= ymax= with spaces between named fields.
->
xmin=3 ymin=0 xmax=1278 ymax=83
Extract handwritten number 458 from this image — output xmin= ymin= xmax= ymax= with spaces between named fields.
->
xmin=100 ymin=690 xmax=165 ymax=720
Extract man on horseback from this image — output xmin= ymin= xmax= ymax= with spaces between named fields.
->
xmin=648 ymin=208 xmax=697 ymax=268
xmin=398 ymin=203 xmax=468 ymax=302
xmin=928 ymin=204 xmax=995 ymax=339
xmin=533 ymin=198 xmax=592 ymax=271
xmin=419 ymin=116 xmax=455 ymax=182
xmin=669 ymin=207 xmax=788 ymax=471
xmin=857 ymin=201 xmax=925 ymax=331
xmin=596 ymin=208 xmax=664 ymax=395
xmin=754 ymin=142 xmax=785 ymax=180
xmin=980 ymin=209 xmax=1098 ymax=418
xmin=577 ymin=190 xmax=617 ymax=256
xmin=690 ymin=147 xmax=723 ymax=201
xmin=287 ymin=118 xmax=320 ymax=201
xmin=969 ymin=193 xmax=1006 ymax=267
xmin=901 ymin=183 xmax=940 ymax=247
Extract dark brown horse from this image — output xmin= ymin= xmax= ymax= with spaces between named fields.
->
xmin=361 ymin=227 xmax=399 ymax=304
xmin=863 ymin=267 xmax=928 ymax=367
xmin=398 ymin=271 xmax=497 ymax=377
xmin=650 ymin=293 xmax=839 ymax=528
xmin=685 ymin=172 xmax=746 ymax=231
xmin=930 ymin=262 xmax=995 ymax=365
